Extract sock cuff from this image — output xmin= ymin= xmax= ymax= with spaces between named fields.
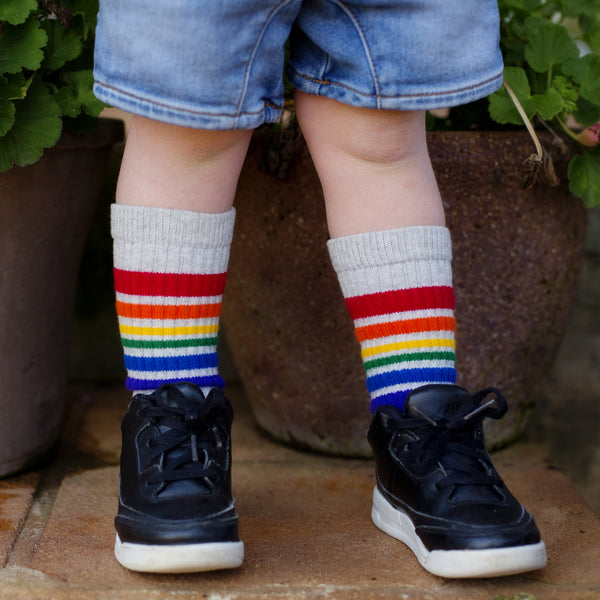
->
xmin=327 ymin=226 xmax=452 ymax=273
xmin=111 ymin=205 xmax=235 ymax=275
xmin=111 ymin=204 xmax=236 ymax=249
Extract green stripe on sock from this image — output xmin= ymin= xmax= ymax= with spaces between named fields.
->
xmin=120 ymin=336 xmax=219 ymax=350
xmin=364 ymin=351 xmax=456 ymax=371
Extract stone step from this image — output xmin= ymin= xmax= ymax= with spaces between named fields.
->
xmin=1 ymin=385 xmax=599 ymax=599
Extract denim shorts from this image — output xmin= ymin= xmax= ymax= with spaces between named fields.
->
xmin=93 ymin=0 xmax=503 ymax=130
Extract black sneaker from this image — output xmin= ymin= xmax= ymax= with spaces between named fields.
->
xmin=114 ymin=382 xmax=244 ymax=573
xmin=368 ymin=384 xmax=546 ymax=578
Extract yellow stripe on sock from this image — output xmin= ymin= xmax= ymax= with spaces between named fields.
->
xmin=119 ymin=324 xmax=219 ymax=337
xmin=361 ymin=338 xmax=456 ymax=358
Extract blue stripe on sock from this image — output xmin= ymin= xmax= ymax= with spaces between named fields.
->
xmin=366 ymin=367 xmax=457 ymax=394
xmin=123 ymin=352 xmax=219 ymax=372
xmin=370 ymin=390 xmax=412 ymax=413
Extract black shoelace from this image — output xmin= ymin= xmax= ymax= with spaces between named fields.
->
xmin=393 ymin=388 xmax=509 ymax=492
xmin=139 ymin=387 xmax=226 ymax=489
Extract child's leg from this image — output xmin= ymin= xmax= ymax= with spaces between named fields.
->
xmin=296 ymin=92 xmax=545 ymax=578
xmin=110 ymin=117 xmax=251 ymax=573
xmin=93 ymin=0 xmax=299 ymax=574
xmin=113 ymin=116 xmax=252 ymax=395
xmin=295 ymin=91 xmax=456 ymax=412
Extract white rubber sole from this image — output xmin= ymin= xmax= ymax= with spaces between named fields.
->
xmin=371 ymin=486 xmax=547 ymax=578
xmin=114 ymin=534 xmax=244 ymax=573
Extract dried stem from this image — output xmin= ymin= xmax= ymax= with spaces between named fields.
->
xmin=503 ymin=78 xmax=543 ymax=159
xmin=502 ymin=78 xmax=559 ymax=188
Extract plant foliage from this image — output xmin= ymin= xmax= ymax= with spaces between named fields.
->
xmin=492 ymin=0 xmax=600 ymax=207
xmin=0 ymin=0 xmax=105 ymax=171
xmin=431 ymin=0 xmax=600 ymax=207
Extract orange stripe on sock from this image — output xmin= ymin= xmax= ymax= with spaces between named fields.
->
xmin=354 ymin=316 xmax=456 ymax=343
xmin=115 ymin=301 xmax=222 ymax=320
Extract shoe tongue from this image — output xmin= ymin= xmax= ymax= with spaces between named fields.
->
xmin=158 ymin=382 xmax=207 ymax=409
xmin=152 ymin=384 xmax=218 ymax=497
xmin=404 ymin=385 xmax=473 ymax=422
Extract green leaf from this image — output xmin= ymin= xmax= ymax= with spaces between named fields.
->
xmin=0 ymin=16 xmax=47 ymax=75
xmin=0 ymin=76 xmax=62 ymax=171
xmin=563 ymin=54 xmax=600 ymax=104
xmin=0 ymin=0 xmax=37 ymax=25
xmin=568 ymin=149 xmax=600 ymax=207
xmin=0 ymin=73 xmax=26 ymax=135
xmin=0 ymin=72 xmax=26 ymax=101
xmin=552 ymin=74 xmax=578 ymax=114
xmin=0 ymin=99 xmax=16 ymax=137
xmin=64 ymin=0 xmax=100 ymax=36
xmin=489 ymin=90 xmax=522 ymax=126
xmin=501 ymin=38 xmax=527 ymax=68
xmin=531 ymin=88 xmax=565 ymax=119
xmin=488 ymin=67 xmax=566 ymax=125
xmin=41 ymin=19 xmax=83 ymax=71
xmin=574 ymin=96 xmax=600 ymax=127
xmin=53 ymin=70 xmax=105 ymax=118
xmin=560 ymin=0 xmax=600 ymax=17
xmin=489 ymin=67 xmax=535 ymax=125
xmin=524 ymin=18 xmax=579 ymax=73
xmin=579 ymin=14 xmax=600 ymax=52
xmin=500 ymin=0 xmax=544 ymax=10
xmin=504 ymin=67 xmax=534 ymax=102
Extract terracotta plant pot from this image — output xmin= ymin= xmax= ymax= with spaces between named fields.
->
xmin=222 ymin=129 xmax=587 ymax=456
xmin=0 ymin=119 xmax=124 ymax=477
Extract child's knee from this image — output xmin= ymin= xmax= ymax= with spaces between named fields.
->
xmin=342 ymin=111 xmax=428 ymax=167
xmin=295 ymin=92 xmax=427 ymax=167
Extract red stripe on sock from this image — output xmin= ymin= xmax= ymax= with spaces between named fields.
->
xmin=345 ymin=286 xmax=455 ymax=319
xmin=114 ymin=269 xmax=227 ymax=297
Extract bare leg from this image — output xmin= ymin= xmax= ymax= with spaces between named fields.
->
xmin=294 ymin=91 xmax=444 ymax=237
xmin=116 ymin=115 xmax=253 ymax=212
